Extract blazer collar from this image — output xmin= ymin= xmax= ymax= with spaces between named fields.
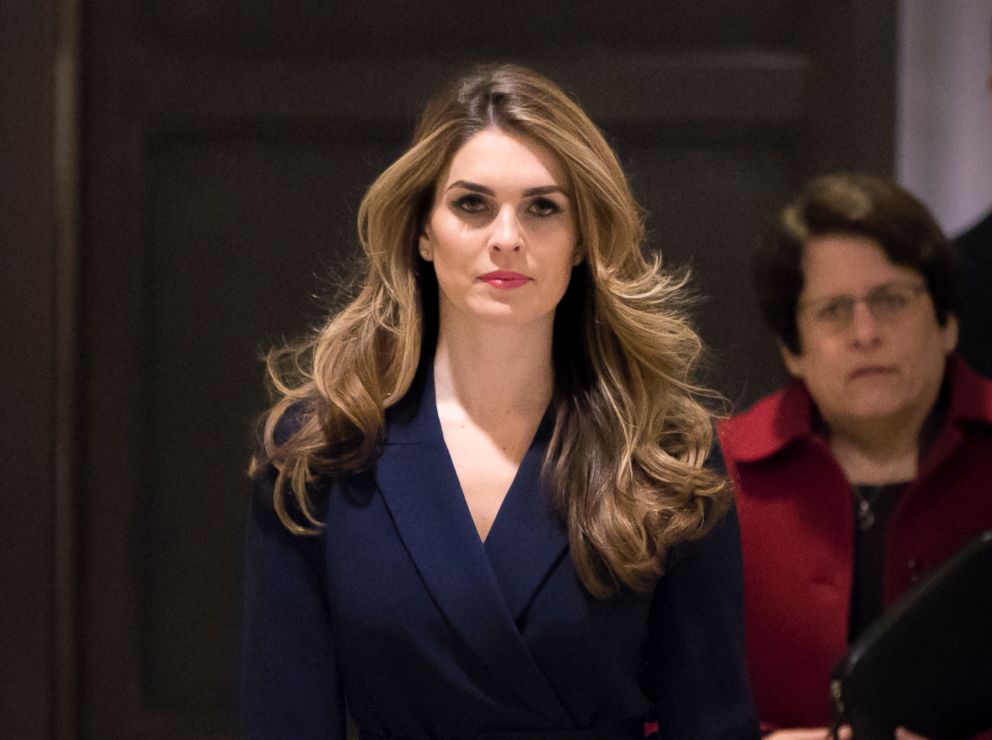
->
xmin=483 ymin=410 xmax=570 ymax=623
xmin=375 ymin=364 xmax=573 ymax=726
xmin=719 ymin=381 xmax=814 ymax=464
xmin=946 ymin=354 xmax=992 ymax=425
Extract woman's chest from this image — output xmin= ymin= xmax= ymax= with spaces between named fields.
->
xmin=318 ymin=466 xmax=654 ymax=701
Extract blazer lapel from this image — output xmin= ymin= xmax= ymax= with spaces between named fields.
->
xmin=375 ymin=370 xmax=574 ymax=727
xmin=483 ymin=411 xmax=570 ymax=624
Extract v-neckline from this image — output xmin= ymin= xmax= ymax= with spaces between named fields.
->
xmin=373 ymin=370 xmax=574 ymax=725
xmin=430 ymin=373 xmax=550 ymax=546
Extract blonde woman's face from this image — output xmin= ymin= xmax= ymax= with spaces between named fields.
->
xmin=419 ymin=128 xmax=579 ymax=333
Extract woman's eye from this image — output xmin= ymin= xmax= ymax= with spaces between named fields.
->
xmin=453 ymin=195 xmax=488 ymax=214
xmin=529 ymin=198 xmax=562 ymax=217
xmin=817 ymin=299 xmax=847 ymax=322
xmin=879 ymin=292 xmax=908 ymax=310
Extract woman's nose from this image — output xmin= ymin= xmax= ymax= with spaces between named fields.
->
xmin=488 ymin=206 xmax=522 ymax=252
xmin=850 ymin=300 xmax=882 ymax=346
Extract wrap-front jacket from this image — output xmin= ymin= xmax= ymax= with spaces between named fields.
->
xmin=243 ymin=367 xmax=759 ymax=740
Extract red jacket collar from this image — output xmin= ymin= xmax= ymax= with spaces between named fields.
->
xmin=719 ymin=355 xmax=992 ymax=465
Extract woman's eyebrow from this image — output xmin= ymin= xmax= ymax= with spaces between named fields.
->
xmin=444 ymin=180 xmax=567 ymax=197
xmin=445 ymin=180 xmax=492 ymax=195
xmin=523 ymin=185 xmax=568 ymax=197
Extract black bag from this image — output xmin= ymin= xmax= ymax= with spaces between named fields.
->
xmin=829 ymin=530 xmax=992 ymax=739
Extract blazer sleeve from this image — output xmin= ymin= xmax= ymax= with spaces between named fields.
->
xmin=645 ymin=504 xmax=761 ymax=740
xmin=242 ymin=464 xmax=346 ymax=740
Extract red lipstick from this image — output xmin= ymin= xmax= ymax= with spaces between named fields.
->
xmin=479 ymin=271 xmax=531 ymax=290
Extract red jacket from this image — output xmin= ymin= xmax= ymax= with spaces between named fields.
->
xmin=718 ymin=356 xmax=992 ymax=732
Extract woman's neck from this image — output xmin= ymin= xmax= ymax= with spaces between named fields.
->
xmin=433 ymin=316 xmax=554 ymax=421
xmin=823 ymin=374 xmax=945 ymax=485
xmin=827 ymin=416 xmax=921 ymax=485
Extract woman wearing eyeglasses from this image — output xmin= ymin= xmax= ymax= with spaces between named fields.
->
xmin=718 ymin=174 xmax=992 ymax=739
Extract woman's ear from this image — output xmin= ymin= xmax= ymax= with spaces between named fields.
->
xmin=778 ymin=341 xmax=804 ymax=379
xmin=418 ymin=228 xmax=434 ymax=262
xmin=941 ymin=312 xmax=959 ymax=355
xmin=571 ymin=241 xmax=584 ymax=266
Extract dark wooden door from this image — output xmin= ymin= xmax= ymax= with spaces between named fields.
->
xmin=1 ymin=1 xmax=897 ymax=737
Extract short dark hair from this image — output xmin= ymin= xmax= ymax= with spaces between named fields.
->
xmin=753 ymin=173 xmax=955 ymax=354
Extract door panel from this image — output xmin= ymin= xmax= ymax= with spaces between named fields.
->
xmin=69 ymin=2 xmax=898 ymax=736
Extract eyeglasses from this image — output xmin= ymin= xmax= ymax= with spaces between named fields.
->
xmin=799 ymin=283 xmax=928 ymax=331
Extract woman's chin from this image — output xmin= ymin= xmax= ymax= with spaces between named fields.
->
xmin=834 ymin=397 xmax=913 ymax=428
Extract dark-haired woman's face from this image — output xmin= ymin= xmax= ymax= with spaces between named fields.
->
xmin=418 ymin=128 xmax=579 ymax=334
xmin=781 ymin=234 xmax=957 ymax=434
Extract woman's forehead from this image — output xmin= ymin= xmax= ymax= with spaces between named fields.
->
xmin=800 ymin=234 xmax=921 ymax=296
xmin=436 ymin=128 xmax=571 ymax=193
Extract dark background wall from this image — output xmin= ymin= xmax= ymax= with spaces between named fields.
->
xmin=1 ymin=1 xmax=897 ymax=737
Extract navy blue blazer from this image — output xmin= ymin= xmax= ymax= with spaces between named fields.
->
xmin=243 ymin=369 xmax=759 ymax=740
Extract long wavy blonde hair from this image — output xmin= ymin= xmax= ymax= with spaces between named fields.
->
xmin=251 ymin=64 xmax=728 ymax=597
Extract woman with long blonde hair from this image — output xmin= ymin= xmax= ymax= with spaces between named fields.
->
xmin=244 ymin=64 xmax=758 ymax=740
